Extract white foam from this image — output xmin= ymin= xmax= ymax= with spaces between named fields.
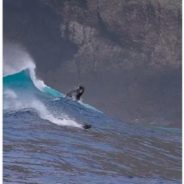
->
xmin=3 ymin=90 xmax=82 ymax=128
xmin=4 ymin=89 xmax=17 ymax=99
xmin=3 ymin=89 xmax=23 ymax=110
xmin=30 ymin=100 xmax=82 ymax=128
xmin=29 ymin=68 xmax=47 ymax=90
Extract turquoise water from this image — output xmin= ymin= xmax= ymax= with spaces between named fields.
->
xmin=4 ymin=70 xmax=35 ymax=89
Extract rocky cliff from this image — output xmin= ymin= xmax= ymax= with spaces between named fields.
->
xmin=4 ymin=0 xmax=182 ymax=126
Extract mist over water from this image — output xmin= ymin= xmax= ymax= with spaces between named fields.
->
xmin=3 ymin=43 xmax=35 ymax=75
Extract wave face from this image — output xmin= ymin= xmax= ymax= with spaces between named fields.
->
xmin=3 ymin=65 xmax=181 ymax=183
xmin=3 ymin=68 xmax=90 ymax=128
xmin=4 ymin=69 xmax=62 ymax=98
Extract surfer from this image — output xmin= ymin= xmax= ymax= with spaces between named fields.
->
xmin=66 ymin=86 xmax=91 ymax=129
xmin=66 ymin=85 xmax=85 ymax=101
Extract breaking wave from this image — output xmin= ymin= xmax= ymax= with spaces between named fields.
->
xmin=3 ymin=62 xmax=87 ymax=128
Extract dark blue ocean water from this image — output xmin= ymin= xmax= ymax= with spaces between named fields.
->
xmin=3 ymin=69 xmax=181 ymax=184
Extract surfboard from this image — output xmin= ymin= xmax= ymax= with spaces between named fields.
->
xmin=83 ymin=124 xmax=92 ymax=129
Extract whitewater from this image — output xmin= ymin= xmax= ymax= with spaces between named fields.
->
xmin=3 ymin=47 xmax=181 ymax=183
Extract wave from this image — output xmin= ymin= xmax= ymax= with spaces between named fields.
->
xmin=3 ymin=65 xmax=97 ymax=128
xmin=4 ymin=69 xmax=63 ymax=97
xmin=3 ymin=40 xmax=103 ymax=129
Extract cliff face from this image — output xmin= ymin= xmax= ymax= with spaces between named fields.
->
xmin=4 ymin=0 xmax=182 ymax=126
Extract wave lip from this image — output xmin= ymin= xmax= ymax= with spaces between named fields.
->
xmin=4 ymin=68 xmax=63 ymax=97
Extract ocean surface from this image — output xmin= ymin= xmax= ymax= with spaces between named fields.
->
xmin=3 ymin=67 xmax=181 ymax=184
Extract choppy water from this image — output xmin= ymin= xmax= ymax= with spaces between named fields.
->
xmin=3 ymin=68 xmax=181 ymax=184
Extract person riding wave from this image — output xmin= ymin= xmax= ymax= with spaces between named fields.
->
xmin=66 ymin=85 xmax=85 ymax=101
xmin=65 ymin=85 xmax=91 ymax=129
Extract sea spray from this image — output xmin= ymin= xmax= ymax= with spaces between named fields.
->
xmin=3 ymin=43 xmax=36 ymax=76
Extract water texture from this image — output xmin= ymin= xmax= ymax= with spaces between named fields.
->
xmin=3 ymin=67 xmax=181 ymax=184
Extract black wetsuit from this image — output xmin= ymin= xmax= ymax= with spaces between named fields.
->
xmin=76 ymin=87 xmax=85 ymax=100
xmin=66 ymin=86 xmax=85 ymax=101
